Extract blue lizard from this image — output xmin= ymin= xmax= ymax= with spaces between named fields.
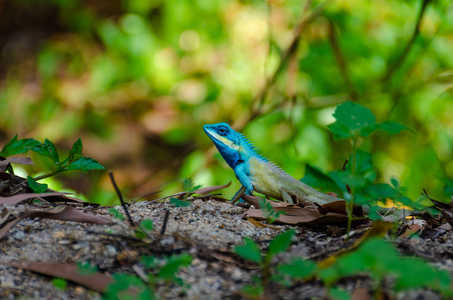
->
xmin=203 ymin=123 xmax=339 ymax=206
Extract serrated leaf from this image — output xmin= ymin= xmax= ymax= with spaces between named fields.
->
xmin=66 ymin=157 xmax=105 ymax=171
xmin=268 ymin=229 xmax=295 ymax=257
xmin=234 ymin=237 xmax=262 ymax=264
xmin=0 ymin=135 xmax=41 ymax=157
xmin=328 ymin=101 xmax=376 ymax=140
xmin=32 ymin=139 xmax=59 ymax=163
xmin=27 ymin=176 xmax=48 ymax=193
xmin=378 ymin=121 xmax=411 ymax=134
xmin=327 ymin=122 xmax=353 ymax=140
xmin=68 ymin=138 xmax=83 ymax=163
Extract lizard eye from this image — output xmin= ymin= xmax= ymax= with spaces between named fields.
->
xmin=219 ymin=128 xmax=226 ymax=134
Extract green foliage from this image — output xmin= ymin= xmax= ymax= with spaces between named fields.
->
xmin=234 ymin=230 xmax=295 ymax=298
xmin=327 ymin=101 xmax=409 ymax=140
xmin=0 ymin=135 xmax=40 ymax=157
xmin=108 ymin=208 xmax=125 ymax=221
xmin=258 ymin=198 xmax=284 ymax=224
xmin=170 ymin=197 xmax=192 ymax=207
xmin=27 ymin=176 xmax=48 ymax=193
xmin=234 ymin=237 xmax=262 ymax=264
xmin=51 ymin=278 xmax=68 ymax=290
xmin=182 ymin=178 xmax=202 ymax=193
xmin=318 ymin=238 xmax=452 ymax=297
xmin=103 ymin=254 xmax=192 ymax=300
xmin=32 ymin=138 xmax=104 ymax=180
xmin=140 ymin=219 xmax=154 ymax=231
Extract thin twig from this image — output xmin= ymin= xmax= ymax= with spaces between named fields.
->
xmin=160 ymin=209 xmax=170 ymax=236
xmin=381 ymin=0 xmax=430 ymax=82
xmin=109 ymin=171 xmax=135 ymax=227
xmin=327 ymin=19 xmax=358 ymax=101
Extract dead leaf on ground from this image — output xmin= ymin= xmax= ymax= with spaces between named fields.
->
xmin=0 ymin=207 xmax=113 ymax=240
xmin=194 ymin=182 xmax=231 ymax=195
xmin=0 ymin=157 xmax=34 ymax=172
xmin=424 ymin=190 xmax=453 ymax=228
xmin=241 ymin=195 xmax=366 ymax=226
xmin=246 ymin=217 xmax=281 ymax=230
xmin=4 ymin=261 xmax=113 ymax=292
xmin=0 ymin=192 xmax=71 ymax=205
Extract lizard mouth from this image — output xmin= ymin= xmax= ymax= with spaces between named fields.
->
xmin=204 ymin=126 xmax=240 ymax=151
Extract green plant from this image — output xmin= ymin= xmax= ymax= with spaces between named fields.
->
xmin=313 ymin=101 xmax=411 ymax=238
xmin=31 ymin=138 xmax=104 ymax=180
xmin=103 ymin=254 xmax=192 ymax=300
xmin=316 ymin=238 xmax=452 ymax=298
xmin=1 ymin=135 xmax=105 ymax=192
xmin=258 ymin=198 xmax=285 ymax=224
xmin=234 ymin=229 xmax=295 ymax=298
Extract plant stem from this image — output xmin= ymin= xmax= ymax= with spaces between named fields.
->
xmin=33 ymin=169 xmax=60 ymax=181
xmin=345 ymin=135 xmax=358 ymax=242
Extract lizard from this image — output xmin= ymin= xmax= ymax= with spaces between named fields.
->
xmin=203 ymin=122 xmax=340 ymax=207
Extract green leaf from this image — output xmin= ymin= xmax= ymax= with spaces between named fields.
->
xmin=378 ymin=121 xmax=411 ymax=134
xmin=157 ymin=254 xmax=192 ymax=280
xmin=267 ymin=229 xmax=295 ymax=257
xmin=140 ymin=219 xmax=153 ymax=231
xmin=141 ymin=255 xmax=157 ymax=269
xmin=32 ymin=139 xmax=60 ymax=163
xmin=182 ymin=178 xmax=202 ymax=192
xmin=328 ymin=101 xmax=376 ymax=140
xmin=170 ymin=197 xmax=191 ymax=207
xmin=68 ymin=138 xmax=83 ymax=163
xmin=27 ymin=176 xmax=48 ymax=193
xmin=390 ymin=178 xmax=399 ymax=189
xmin=66 ymin=157 xmax=105 ymax=171
xmin=108 ymin=208 xmax=125 ymax=220
xmin=278 ymin=258 xmax=316 ymax=279
xmin=327 ymin=122 xmax=354 ymax=140
xmin=328 ymin=287 xmax=350 ymax=300
xmin=51 ymin=278 xmax=67 ymax=290
xmin=0 ymin=135 xmax=40 ymax=157
xmin=234 ymin=237 xmax=262 ymax=264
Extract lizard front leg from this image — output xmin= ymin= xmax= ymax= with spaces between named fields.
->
xmin=230 ymin=163 xmax=254 ymax=204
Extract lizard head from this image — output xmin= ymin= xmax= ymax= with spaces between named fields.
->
xmin=203 ymin=123 xmax=242 ymax=168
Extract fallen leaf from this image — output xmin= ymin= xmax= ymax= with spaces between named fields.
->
xmin=0 ymin=157 xmax=34 ymax=172
xmin=246 ymin=217 xmax=281 ymax=230
xmin=4 ymin=261 xmax=112 ymax=292
xmin=0 ymin=207 xmax=113 ymax=240
xmin=0 ymin=192 xmax=71 ymax=205
xmin=194 ymin=182 xmax=231 ymax=195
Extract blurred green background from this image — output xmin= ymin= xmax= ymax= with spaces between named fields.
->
xmin=0 ymin=0 xmax=452 ymax=205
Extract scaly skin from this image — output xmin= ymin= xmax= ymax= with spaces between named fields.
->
xmin=203 ymin=123 xmax=339 ymax=206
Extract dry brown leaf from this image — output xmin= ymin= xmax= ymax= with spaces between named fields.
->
xmin=246 ymin=217 xmax=282 ymax=230
xmin=0 ymin=207 xmax=113 ymax=240
xmin=242 ymin=194 xmax=298 ymax=208
xmin=351 ymin=287 xmax=371 ymax=300
xmin=4 ymin=261 xmax=113 ymax=292
xmin=0 ymin=192 xmax=71 ymax=205
xmin=194 ymin=182 xmax=231 ymax=195
xmin=0 ymin=157 xmax=34 ymax=172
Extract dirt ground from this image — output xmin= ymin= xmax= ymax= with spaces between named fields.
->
xmin=1 ymin=196 xmax=453 ymax=300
